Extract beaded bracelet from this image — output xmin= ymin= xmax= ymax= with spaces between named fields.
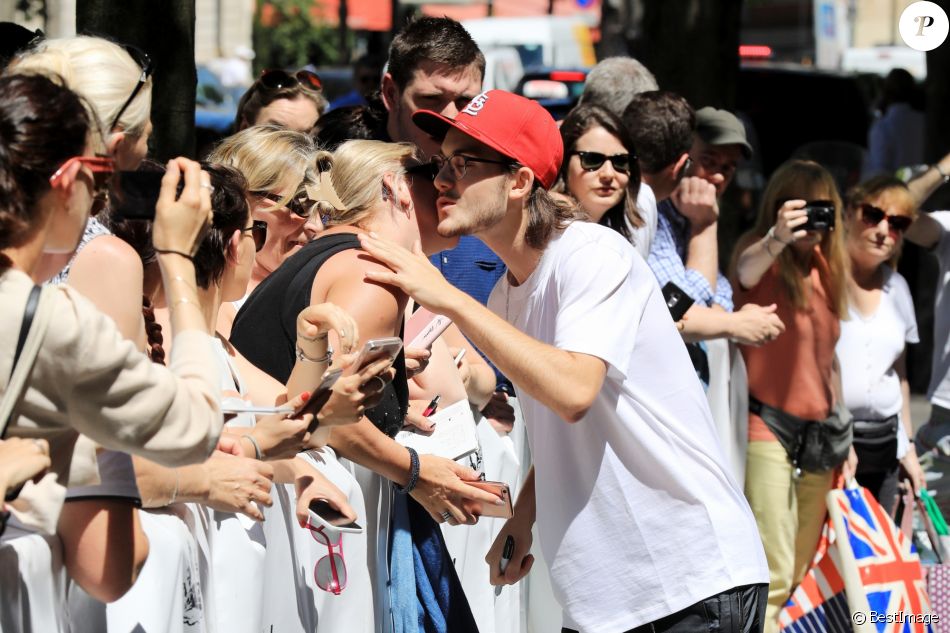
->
xmin=394 ymin=447 xmax=420 ymax=494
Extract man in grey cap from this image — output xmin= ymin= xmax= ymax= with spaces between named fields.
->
xmin=689 ymin=106 xmax=753 ymax=198
xmin=646 ymin=104 xmax=780 ymax=479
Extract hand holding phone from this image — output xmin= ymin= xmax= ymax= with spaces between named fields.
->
xmin=462 ymin=480 xmax=513 ymax=519
xmin=306 ymin=499 xmax=362 ymax=533
xmin=350 ymin=337 xmax=403 ymax=374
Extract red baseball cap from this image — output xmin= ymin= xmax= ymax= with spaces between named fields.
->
xmin=412 ymin=90 xmax=563 ymax=189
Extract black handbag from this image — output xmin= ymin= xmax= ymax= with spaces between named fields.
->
xmin=750 ymin=397 xmax=853 ymax=474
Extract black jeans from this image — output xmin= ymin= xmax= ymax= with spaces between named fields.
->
xmin=561 ymin=583 xmax=768 ymax=633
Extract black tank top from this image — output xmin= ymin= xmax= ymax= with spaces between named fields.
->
xmin=231 ymin=233 xmax=408 ymax=437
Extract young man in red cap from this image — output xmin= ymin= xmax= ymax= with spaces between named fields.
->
xmin=359 ymin=90 xmax=769 ymax=633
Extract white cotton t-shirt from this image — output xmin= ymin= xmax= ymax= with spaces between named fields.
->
xmin=487 ymin=221 xmax=768 ymax=633
xmin=929 ymin=212 xmax=950 ymax=409
xmin=838 ymin=268 xmax=919 ymax=420
xmin=627 ymin=182 xmax=658 ymax=260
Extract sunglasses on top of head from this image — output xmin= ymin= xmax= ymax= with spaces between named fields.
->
xmin=109 ymin=45 xmax=153 ymax=132
xmin=258 ymin=69 xmax=323 ymax=92
xmin=570 ymin=150 xmax=632 ymax=175
xmin=858 ymin=203 xmax=913 ymax=234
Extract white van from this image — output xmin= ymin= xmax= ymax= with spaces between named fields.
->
xmin=462 ymin=16 xmax=596 ymax=69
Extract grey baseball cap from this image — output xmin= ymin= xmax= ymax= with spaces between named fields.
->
xmin=695 ymin=107 xmax=752 ymax=159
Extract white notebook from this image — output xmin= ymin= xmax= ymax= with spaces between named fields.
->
xmin=395 ymin=398 xmax=479 ymax=461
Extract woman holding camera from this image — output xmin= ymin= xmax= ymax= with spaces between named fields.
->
xmin=0 ymin=73 xmax=221 ymax=630
xmin=13 ymin=35 xmax=162 ymax=604
xmin=837 ymin=176 xmax=924 ymax=511
xmin=730 ymin=159 xmax=852 ymax=633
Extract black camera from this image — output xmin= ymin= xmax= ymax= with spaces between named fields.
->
xmin=110 ymin=171 xmax=172 ymax=221
xmin=801 ymin=200 xmax=835 ymax=232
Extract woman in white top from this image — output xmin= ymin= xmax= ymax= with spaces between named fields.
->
xmin=837 ymin=175 xmax=925 ymax=511
xmin=553 ymin=103 xmax=656 ymax=259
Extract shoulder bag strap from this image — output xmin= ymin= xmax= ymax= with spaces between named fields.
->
xmin=1 ymin=285 xmax=53 ymax=439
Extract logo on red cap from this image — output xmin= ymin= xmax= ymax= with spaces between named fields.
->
xmin=412 ymin=89 xmax=563 ymax=189
xmin=460 ymin=92 xmax=490 ymax=117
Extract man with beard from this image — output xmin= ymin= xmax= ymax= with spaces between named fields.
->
xmin=359 ymin=90 xmax=770 ymax=633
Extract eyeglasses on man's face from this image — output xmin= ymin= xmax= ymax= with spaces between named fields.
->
xmin=431 ymin=152 xmax=516 ymax=181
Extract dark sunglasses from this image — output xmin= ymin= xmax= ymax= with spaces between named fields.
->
xmin=859 ymin=203 xmax=913 ymax=234
xmin=252 ymin=191 xmax=313 ymax=219
xmin=241 ymin=220 xmax=268 ymax=251
xmin=571 ymin=150 xmax=632 ymax=174
xmin=109 ymin=45 xmax=153 ymax=131
xmin=259 ymin=69 xmax=323 ymax=92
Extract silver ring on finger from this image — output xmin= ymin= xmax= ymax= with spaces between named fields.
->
xmin=200 ymin=183 xmax=214 ymax=192
xmin=440 ymin=510 xmax=452 ymax=522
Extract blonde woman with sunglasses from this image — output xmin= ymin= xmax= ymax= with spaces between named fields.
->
xmin=207 ymin=125 xmax=325 ymax=337
xmin=836 ymin=176 xmax=925 ymax=510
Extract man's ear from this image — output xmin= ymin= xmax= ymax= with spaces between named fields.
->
xmin=672 ymin=153 xmax=690 ymax=181
xmin=507 ymin=166 xmax=534 ymax=203
xmin=381 ymin=73 xmax=399 ymax=113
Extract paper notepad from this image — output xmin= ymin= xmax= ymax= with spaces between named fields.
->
xmin=395 ymin=398 xmax=479 ymax=461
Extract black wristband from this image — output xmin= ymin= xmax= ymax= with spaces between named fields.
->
xmin=394 ymin=446 xmax=420 ymax=494
xmin=154 ymin=248 xmax=194 ymax=261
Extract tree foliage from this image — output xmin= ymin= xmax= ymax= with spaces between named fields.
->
xmin=254 ymin=0 xmax=352 ymax=72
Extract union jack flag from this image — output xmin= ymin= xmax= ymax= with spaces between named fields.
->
xmin=780 ymin=486 xmax=934 ymax=633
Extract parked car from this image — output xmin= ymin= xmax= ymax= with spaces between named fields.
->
xmin=514 ymin=67 xmax=588 ymax=120
xmin=195 ymin=64 xmax=240 ymax=134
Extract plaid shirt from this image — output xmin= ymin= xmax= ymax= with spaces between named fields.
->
xmin=647 ymin=199 xmax=734 ymax=311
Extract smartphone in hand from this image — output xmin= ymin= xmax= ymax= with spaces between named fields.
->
xmin=293 ymin=368 xmax=344 ymax=432
xmin=307 ymin=499 xmax=362 ymax=533
xmin=351 ymin=337 xmax=403 ymax=373
xmin=462 ymin=480 xmax=513 ymax=519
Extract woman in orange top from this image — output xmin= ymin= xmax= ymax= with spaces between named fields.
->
xmin=730 ymin=160 xmax=854 ymax=633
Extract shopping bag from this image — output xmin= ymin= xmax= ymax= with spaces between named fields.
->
xmin=780 ymin=482 xmax=934 ymax=632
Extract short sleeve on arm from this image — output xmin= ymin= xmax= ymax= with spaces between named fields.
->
xmin=553 ymin=231 xmax=643 ymax=380
xmin=889 ymin=272 xmax=919 ymax=345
